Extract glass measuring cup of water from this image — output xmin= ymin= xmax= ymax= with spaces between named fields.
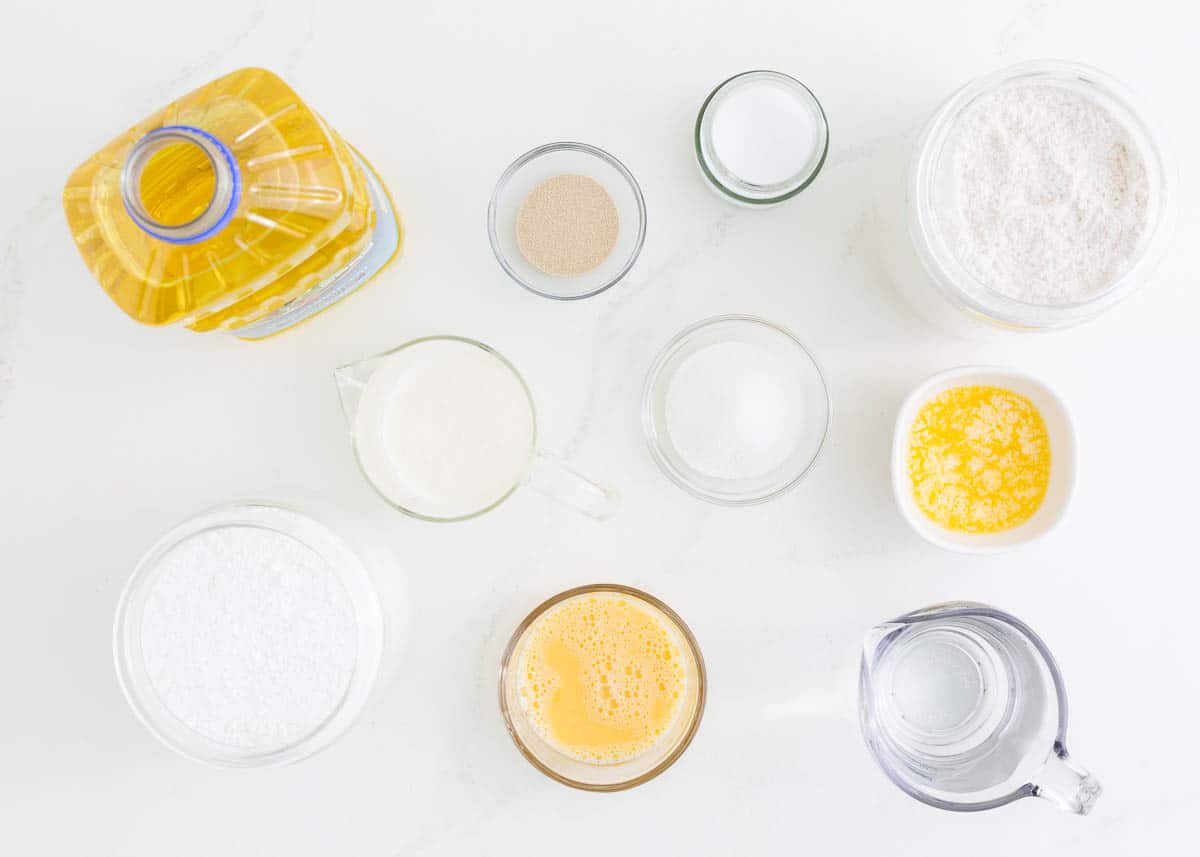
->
xmin=859 ymin=602 xmax=1100 ymax=814
xmin=335 ymin=336 xmax=618 ymax=522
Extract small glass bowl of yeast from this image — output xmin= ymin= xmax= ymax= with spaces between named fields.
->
xmin=488 ymin=142 xmax=647 ymax=300
xmin=499 ymin=584 xmax=705 ymax=791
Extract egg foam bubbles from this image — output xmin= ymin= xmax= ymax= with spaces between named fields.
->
xmin=517 ymin=593 xmax=687 ymax=764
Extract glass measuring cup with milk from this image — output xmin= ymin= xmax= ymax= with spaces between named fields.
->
xmin=335 ymin=336 xmax=617 ymax=521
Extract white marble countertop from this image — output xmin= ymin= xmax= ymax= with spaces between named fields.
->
xmin=2 ymin=0 xmax=1198 ymax=853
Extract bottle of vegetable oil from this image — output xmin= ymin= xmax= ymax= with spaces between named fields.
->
xmin=63 ymin=68 xmax=400 ymax=338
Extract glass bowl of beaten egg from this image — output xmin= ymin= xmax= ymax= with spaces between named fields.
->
xmin=499 ymin=584 xmax=706 ymax=791
xmin=891 ymin=367 xmax=1077 ymax=553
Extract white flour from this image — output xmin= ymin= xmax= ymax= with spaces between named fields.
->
xmin=665 ymin=341 xmax=806 ymax=481
xmin=140 ymin=524 xmax=358 ymax=751
xmin=940 ymin=82 xmax=1149 ymax=305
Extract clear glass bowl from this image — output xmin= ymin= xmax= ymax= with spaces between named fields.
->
xmin=909 ymin=59 xmax=1174 ymax=330
xmin=498 ymin=584 xmax=706 ymax=791
xmin=113 ymin=503 xmax=385 ymax=767
xmin=488 ymin=142 xmax=647 ymax=300
xmin=642 ymin=315 xmax=831 ymax=505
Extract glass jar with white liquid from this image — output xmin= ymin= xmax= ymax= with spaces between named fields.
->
xmin=694 ymin=70 xmax=829 ymax=206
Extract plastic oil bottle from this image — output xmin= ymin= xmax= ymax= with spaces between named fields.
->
xmin=62 ymin=68 xmax=401 ymax=338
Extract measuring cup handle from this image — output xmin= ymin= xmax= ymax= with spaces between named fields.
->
xmin=1032 ymin=744 xmax=1102 ymax=815
xmin=526 ymin=450 xmax=619 ymax=520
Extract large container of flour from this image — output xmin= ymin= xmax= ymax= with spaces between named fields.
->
xmin=907 ymin=60 xmax=1173 ymax=331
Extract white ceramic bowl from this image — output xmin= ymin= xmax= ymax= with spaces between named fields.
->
xmin=891 ymin=367 xmax=1076 ymax=553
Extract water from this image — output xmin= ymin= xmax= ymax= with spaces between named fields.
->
xmin=864 ymin=613 xmax=1055 ymax=800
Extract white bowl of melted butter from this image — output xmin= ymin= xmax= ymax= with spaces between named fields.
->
xmin=891 ymin=366 xmax=1077 ymax=554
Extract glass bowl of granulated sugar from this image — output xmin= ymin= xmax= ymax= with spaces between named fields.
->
xmin=642 ymin=315 xmax=830 ymax=505
xmin=489 ymin=141 xmax=647 ymax=300
xmin=909 ymin=60 xmax=1174 ymax=330
xmin=113 ymin=504 xmax=385 ymax=767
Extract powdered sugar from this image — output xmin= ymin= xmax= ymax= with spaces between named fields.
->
xmin=139 ymin=523 xmax=359 ymax=751
xmin=940 ymin=82 xmax=1149 ymax=305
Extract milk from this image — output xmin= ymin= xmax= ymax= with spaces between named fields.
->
xmin=352 ymin=339 xmax=535 ymax=519
xmin=710 ymin=81 xmax=820 ymax=186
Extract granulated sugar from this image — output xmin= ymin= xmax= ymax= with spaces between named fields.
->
xmin=664 ymin=340 xmax=807 ymax=481
xmin=940 ymin=83 xmax=1149 ymax=305
xmin=139 ymin=523 xmax=358 ymax=751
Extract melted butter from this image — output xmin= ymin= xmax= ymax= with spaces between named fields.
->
xmin=908 ymin=385 xmax=1051 ymax=534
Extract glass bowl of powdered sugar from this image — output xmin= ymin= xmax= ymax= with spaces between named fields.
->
xmin=909 ymin=60 xmax=1174 ymax=330
xmin=642 ymin=315 xmax=830 ymax=505
xmin=113 ymin=504 xmax=385 ymax=767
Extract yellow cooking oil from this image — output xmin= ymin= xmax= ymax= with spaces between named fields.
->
xmin=138 ymin=141 xmax=218 ymax=227
xmin=62 ymin=68 xmax=400 ymax=338
xmin=907 ymin=385 xmax=1051 ymax=534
